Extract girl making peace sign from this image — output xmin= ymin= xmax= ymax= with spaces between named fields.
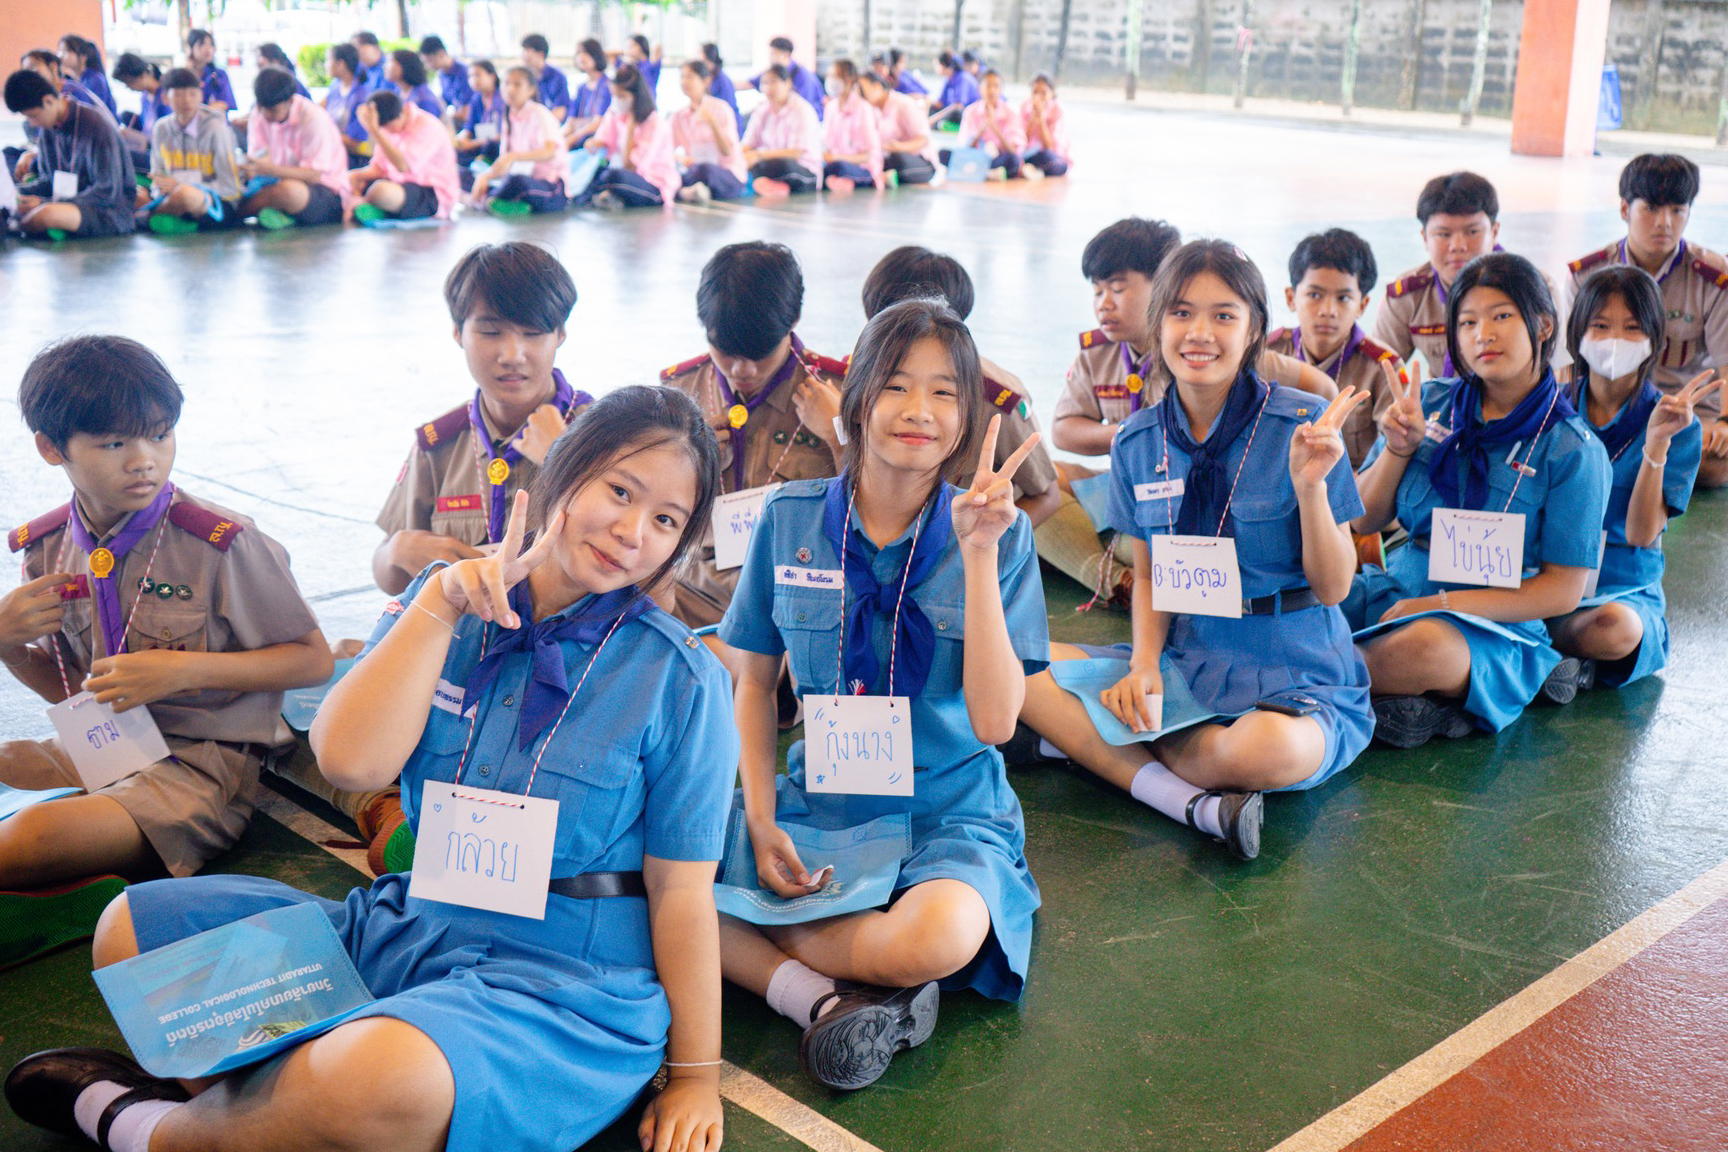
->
xmin=716 ymin=299 xmax=1050 ymax=1092
xmin=9 ymin=389 xmax=735 ymax=1152
xmin=1016 ymin=240 xmax=1374 ymax=860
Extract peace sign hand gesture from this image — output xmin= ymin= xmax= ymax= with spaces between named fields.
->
xmin=434 ymin=491 xmax=564 ymax=630
xmin=1290 ymin=386 xmax=1371 ymax=493
xmin=1379 ymin=357 xmax=1426 ymax=459
xmin=951 ymin=415 xmax=1041 ymax=552
xmin=1647 ymin=369 xmax=1720 ymax=452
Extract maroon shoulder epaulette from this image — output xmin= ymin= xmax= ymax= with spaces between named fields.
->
xmin=415 ymin=403 xmax=469 ymax=452
xmin=8 ymin=505 xmax=71 ymax=553
xmin=1268 ymin=326 xmax=1293 ymax=345
xmin=1360 ymin=336 xmax=1399 ymax=364
xmin=1078 ymin=328 xmax=1109 ymax=350
xmin=1567 ymin=243 xmax=1616 ymax=276
xmin=982 ymin=375 xmax=1026 ymax=412
xmin=801 ymin=351 xmax=850 ymax=379
xmin=1386 ymin=267 xmax=1435 ymax=299
xmin=1692 ymin=257 xmax=1728 ymax=291
xmin=659 ymin=353 xmax=711 ymax=382
xmin=168 ymin=503 xmax=244 ymax=552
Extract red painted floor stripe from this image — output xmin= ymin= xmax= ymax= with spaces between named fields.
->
xmin=1341 ymin=894 xmax=1728 ymax=1150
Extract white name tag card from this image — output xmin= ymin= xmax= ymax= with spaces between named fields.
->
xmin=775 ymin=565 xmax=842 ymax=590
xmin=805 ymin=695 xmax=914 ymax=797
xmin=712 ymin=483 xmax=781 ymax=572
xmin=1429 ymin=508 xmax=1525 ymax=589
xmin=409 ymin=781 xmax=558 ymax=920
xmin=46 ymin=691 xmax=170 ymax=792
xmin=508 ymin=159 xmax=535 ymax=176
xmin=1149 ymin=535 xmax=1243 ymax=618
xmin=1134 ymin=479 xmax=1185 ymax=502
xmin=474 ymin=122 xmax=500 ymax=142
xmin=51 ymin=170 xmax=79 ymax=200
xmin=170 ymin=167 xmax=205 ymax=187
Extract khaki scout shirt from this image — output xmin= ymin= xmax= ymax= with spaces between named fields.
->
xmin=1374 ymin=259 xmax=1560 ymax=383
xmin=1266 ymin=325 xmax=1403 ymax=467
xmin=977 ymin=356 xmax=1059 ymax=501
xmin=1564 ymin=239 xmax=1728 ymax=419
xmin=11 ymin=489 xmax=319 ymax=746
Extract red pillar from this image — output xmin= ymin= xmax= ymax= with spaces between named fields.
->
xmin=1509 ymin=0 xmax=1612 ymax=157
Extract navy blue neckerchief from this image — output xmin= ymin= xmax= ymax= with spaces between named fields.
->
xmin=1571 ymin=376 xmax=1660 ymax=463
xmin=1160 ymin=370 xmax=1269 ymax=538
xmin=820 ymin=475 xmax=952 ymax=697
xmin=463 ymin=580 xmax=650 ymax=751
xmin=1429 ymin=371 xmax=1573 ymax=508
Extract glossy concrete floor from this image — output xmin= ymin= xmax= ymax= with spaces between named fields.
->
xmin=2 ymin=103 xmax=1726 ymax=1150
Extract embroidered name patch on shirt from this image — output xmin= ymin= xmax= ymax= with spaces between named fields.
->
xmin=775 ymin=566 xmax=843 ymax=589
xmin=436 ymin=495 xmax=484 ymax=514
xmin=431 ymin=678 xmax=465 ymax=715
xmin=1134 ymin=479 xmax=1186 ymax=502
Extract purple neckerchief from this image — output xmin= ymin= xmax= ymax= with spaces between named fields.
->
xmin=1292 ymin=324 xmax=1366 ymax=382
xmin=1618 ymin=238 xmax=1688 ymax=286
xmin=714 ymin=334 xmax=805 ymax=491
xmin=470 ymin=370 xmax=591 ymax=543
xmin=1119 ymin=342 xmax=1155 ymax=413
xmin=66 ymin=483 xmax=176 ymax=659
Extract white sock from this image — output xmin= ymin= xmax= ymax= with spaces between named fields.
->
xmin=73 ymin=1081 xmax=128 ymax=1142
xmin=765 ymin=959 xmax=838 ymax=1025
xmin=74 ymin=1081 xmax=180 ymax=1152
xmin=1129 ymin=760 xmax=1222 ymax=838
xmin=1038 ymin=738 xmax=1064 ymax=760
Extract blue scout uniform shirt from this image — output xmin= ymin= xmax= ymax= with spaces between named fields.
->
xmin=707 ymin=68 xmax=743 ymax=132
xmin=1585 ymin=395 xmax=1703 ymax=595
xmin=439 ymin=61 xmax=473 ymax=114
xmin=572 ymin=76 xmax=612 ymax=122
xmin=1361 ymin=377 xmax=1612 ymax=593
xmin=366 ymin=567 xmax=736 ymax=962
xmin=536 ymin=64 xmax=572 ymax=116
xmin=363 ymin=60 xmax=386 ymax=90
xmin=387 ymin=80 xmax=444 ymax=120
xmin=895 ymin=71 xmax=929 ymax=96
xmin=938 ymin=69 xmax=980 ymax=111
xmin=325 ymin=75 xmax=374 ymax=142
xmin=200 ymin=62 xmax=236 ymax=109
xmin=80 ymin=67 xmax=118 ymax=116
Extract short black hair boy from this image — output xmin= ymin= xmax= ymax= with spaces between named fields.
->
xmin=1618 ymin=153 xmax=1699 ymax=209
xmin=862 ymin=246 xmax=975 ymax=320
xmin=1416 ymin=171 xmax=1499 ymax=225
xmin=1287 ymin=228 xmax=1379 ymax=295
xmin=21 ymin=336 xmax=184 ymax=449
xmin=697 ymin=242 xmax=804 ymax=360
xmin=444 ymin=242 xmax=578 ymax=334
xmin=1081 ymin=217 xmax=1183 ymax=282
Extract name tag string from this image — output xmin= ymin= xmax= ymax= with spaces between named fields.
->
xmin=1157 ymin=389 xmax=1272 ymax=537
xmin=835 ymin=488 xmax=927 ymax=698
xmin=1491 ymin=384 xmax=1559 ymax=511
xmin=47 ymin=519 xmax=170 ymax=697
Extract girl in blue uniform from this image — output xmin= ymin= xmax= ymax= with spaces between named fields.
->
xmin=1016 ymin=241 xmax=1373 ymax=861
xmin=1547 ymin=266 xmax=1713 ymax=689
xmin=717 ymin=299 xmax=1049 ymax=1092
xmin=186 ymin=30 xmax=235 ymax=114
xmin=1347 ymin=252 xmax=1611 ymax=746
xmin=6 ymin=388 xmax=734 ymax=1152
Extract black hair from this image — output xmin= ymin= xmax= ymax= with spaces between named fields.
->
xmin=1031 ymin=71 xmax=1056 ymax=93
xmin=22 ymin=49 xmax=61 ymax=76
xmin=1445 ymin=252 xmax=1559 ymax=377
xmin=1618 ymin=153 xmax=1699 ymax=209
xmin=962 ymin=49 xmax=983 ymax=66
xmin=3 ymin=69 xmax=55 ymax=113
xmin=937 ymin=50 xmax=959 ymax=71
xmin=629 ymin=34 xmax=651 ymax=56
xmin=469 ymin=58 xmax=498 ymax=91
xmin=1416 ymin=171 xmax=1499 ymax=225
xmin=529 ymin=386 xmax=720 ymax=594
xmin=367 ymin=88 xmax=404 ymax=123
xmin=697 ymin=242 xmax=803 ymax=360
xmin=682 ymin=58 xmax=711 ymax=82
xmin=1148 ymin=240 xmax=1272 ymax=382
xmin=1082 ymin=216 xmax=1183 ymax=282
xmin=888 ymin=48 xmax=907 ymax=68
xmin=769 ymin=36 xmax=795 ymax=53
xmin=858 ymin=70 xmax=888 ymax=94
xmin=21 ymin=336 xmax=184 ymax=450
xmin=257 ymin=42 xmax=295 ymax=71
xmin=576 ymin=38 xmax=605 ymax=73
xmin=521 ymin=33 xmax=551 ymax=57
xmin=702 ymin=43 xmax=723 ymax=69
xmin=254 ymin=67 xmax=297 ymax=107
xmin=504 ymin=64 xmax=536 ymax=91
xmin=162 ymin=67 xmax=200 ymax=92
xmin=328 ymin=43 xmax=360 ymax=79
xmin=980 ymin=68 xmax=1002 ymax=83
xmin=60 ymin=35 xmax=102 ymax=73
xmin=391 ymin=48 xmax=427 ymax=88
xmin=862 ymin=246 xmax=975 ymax=320
xmin=187 ymin=29 xmax=214 ymax=51
xmin=445 ymin=242 xmax=578 ymax=334
xmin=761 ymin=63 xmax=790 ymax=86
xmin=419 ymin=35 xmax=448 ymax=57
xmin=1566 ymin=265 xmax=1665 ymax=386
xmin=839 ymin=299 xmax=985 ymax=485
xmin=353 ymin=31 xmax=381 ymax=49
xmin=832 ymin=58 xmax=860 ymax=90
xmin=113 ymin=53 xmax=158 ymax=85
xmin=1287 ymin=228 xmax=1379 ymax=294
xmin=610 ymin=63 xmax=655 ymax=122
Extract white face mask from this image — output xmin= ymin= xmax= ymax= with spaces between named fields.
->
xmin=825 ymin=77 xmax=843 ymax=98
xmin=1579 ymin=336 xmax=1652 ymax=381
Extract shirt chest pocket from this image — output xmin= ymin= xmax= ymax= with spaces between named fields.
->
xmin=127 ymin=604 xmax=208 ymax=654
xmin=1230 ymin=493 xmax=1302 ymax=573
xmin=535 ymin=738 xmax=643 ymax=865
xmin=922 ymin=602 xmax=967 ymax=695
xmin=772 ymin=587 xmax=841 ymax=690
xmin=430 ymin=494 xmax=489 ymax=546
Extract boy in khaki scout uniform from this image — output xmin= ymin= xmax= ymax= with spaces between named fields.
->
xmin=659 ymin=242 xmax=849 ymax=635
xmin=374 ymin=242 xmax=594 ymax=594
xmin=0 ymin=336 xmax=330 ymax=966
xmin=1268 ymin=227 xmax=1404 ymax=468
xmin=1045 ymin=218 xmax=1338 ymax=605
xmin=1563 ymin=153 xmax=1728 ymax=489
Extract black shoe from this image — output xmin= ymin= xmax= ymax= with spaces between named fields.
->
xmin=5 ymin=1047 xmax=188 ymax=1148
xmin=1537 ymin=657 xmax=1584 ymax=705
xmin=798 ymin=980 xmax=939 ymax=1090
xmin=1372 ymin=695 xmax=1474 ymax=748
xmin=1185 ymin=790 xmax=1262 ymax=860
xmin=1577 ymin=659 xmax=1598 ymax=692
xmin=996 ymin=721 xmax=1063 ymax=770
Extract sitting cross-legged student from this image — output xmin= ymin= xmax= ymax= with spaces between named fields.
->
xmin=671 ymin=58 xmax=748 ymax=203
xmin=239 ymin=68 xmax=352 ymax=229
xmin=111 ymin=54 xmax=170 ymax=174
xmin=577 ymin=64 xmax=680 ymax=210
xmin=142 ymin=67 xmax=242 ymax=235
xmin=453 ymin=59 xmax=506 ymax=188
xmin=944 ymin=69 xmax=1024 ymax=178
xmin=1347 ymin=253 xmax=1611 ymax=747
xmin=1019 ymin=73 xmax=1070 ymax=177
xmin=820 ymin=59 xmax=883 ymax=192
xmin=323 ymin=43 xmax=375 ymax=168
xmin=858 ymin=69 xmax=937 ymax=186
xmin=1015 ymin=241 xmax=1374 ymax=861
xmin=185 ymin=28 xmax=234 ymax=114
xmin=562 ymin=39 xmax=611 ymax=149
xmin=741 ymin=64 xmax=823 ymax=197
xmin=1545 ymin=266 xmax=1713 ymax=694
xmin=0 ymin=336 xmax=331 ymax=967
xmin=348 ymin=90 xmax=461 ymax=223
xmin=927 ymin=49 xmax=978 ymax=126
xmin=466 ymin=65 xmax=568 ymax=216
xmin=3 ymin=68 xmax=135 ymax=239
xmin=418 ymin=35 xmax=471 ymax=127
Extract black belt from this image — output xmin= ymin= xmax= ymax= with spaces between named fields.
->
xmin=549 ymin=871 xmax=647 ymax=899
xmin=1241 ymin=587 xmax=1321 ymax=616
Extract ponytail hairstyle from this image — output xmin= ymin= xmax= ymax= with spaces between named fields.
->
xmin=702 ymin=43 xmax=724 ymax=70
xmin=839 ymin=298 xmax=985 ymax=486
xmin=187 ymin=28 xmax=214 ymax=54
xmin=1566 ymin=265 xmax=1665 ymax=388
xmin=257 ymin=42 xmax=296 ymax=73
xmin=469 ymin=58 xmax=499 ymax=95
xmin=1444 ymin=252 xmax=1559 ymax=380
xmin=1146 ymin=239 xmax=1272 ymax=382
xmin=611 ymin=63 xmax=654 ymax=122
xmin=391 ymin=48 xmax=428 ymax=89
xmin=60 ymin=35 xmax=102 ymax=74
xmin=113 ymin=53 xmax=160 ymax=86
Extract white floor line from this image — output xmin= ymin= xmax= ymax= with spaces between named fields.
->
xmin=252 ymin=785 xmax=371 ymax=875
xmin=255 ymin=784 xmax=884 ymax=1152
xmin=719 ymin=1062 xmax=887 ymax=1152
xmin=1268 ymin=856 xmax=1728 ymax=1152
